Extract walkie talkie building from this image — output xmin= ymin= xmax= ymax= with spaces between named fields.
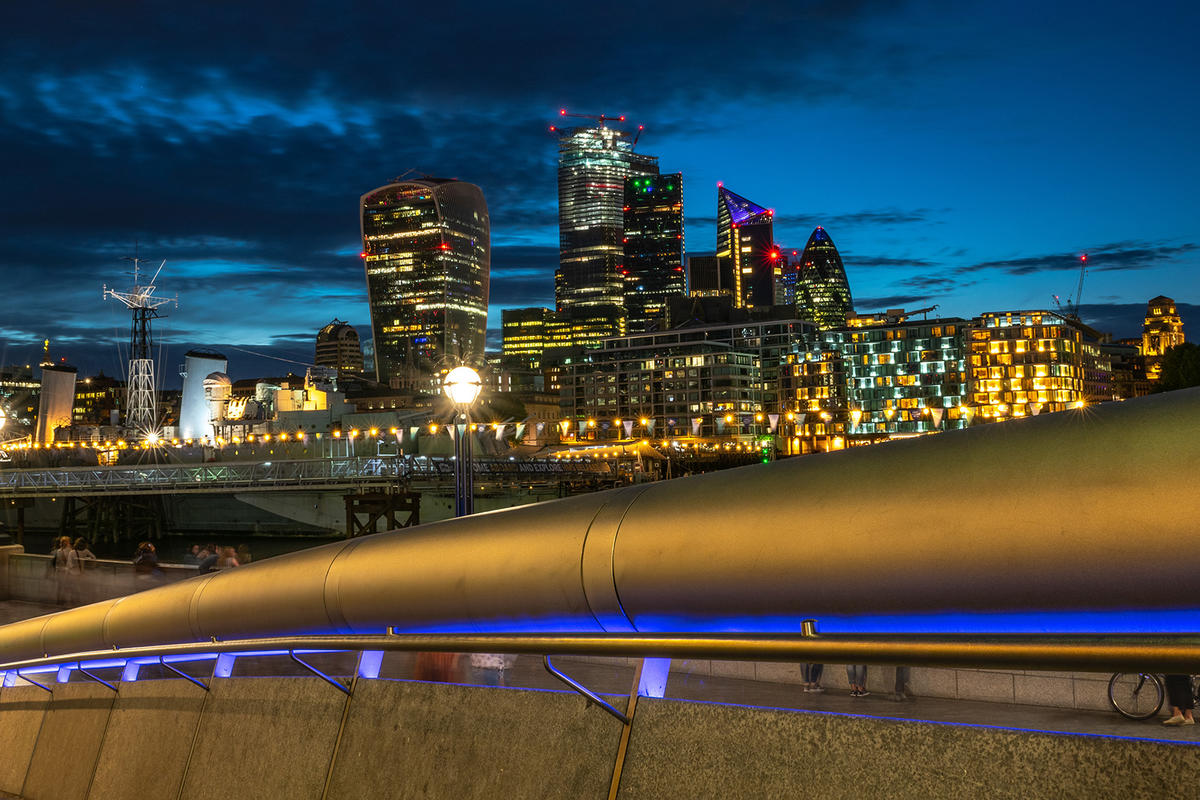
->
xmin=360 ymin=179 xmax=490 ymax=390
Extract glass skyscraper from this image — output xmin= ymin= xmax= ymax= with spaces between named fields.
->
xmin=716 ymin=186 xmax=776 ymax=308
xmin=360 ymin=178 xmax=489 ymax=390
xmin=797 ymin=227 xmax=853 ymax=328
xmin=556 ymin=126 xmax=658 ymax=317
xmin=623 ymin=173 xmax=684 ymax=332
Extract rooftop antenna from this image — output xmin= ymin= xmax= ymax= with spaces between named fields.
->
xmin=103 ymin=255 xmax=178 ymax=438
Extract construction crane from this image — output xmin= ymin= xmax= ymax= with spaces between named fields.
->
xmin=1052 ymin=254 xmax=1088 ymax=319
xmin=898 ymin=305 xmax=940 ymax=322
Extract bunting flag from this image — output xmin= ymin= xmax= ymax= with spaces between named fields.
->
xmin=623 ymin=421 xmax=634 ymax=438
xmin=1030 ymin=403 xmax=1042 ymax=416
xmin=716 ymin=418 xmax=726 ymax=434
xmin=578 ymin=421 xmax=588 ymax=433
xmin=558 ymin=421 xmax=570 ymax=436
xmin=408 ymin=426 xmax=419 ymax=440
xmin=495 ymin=424 xmax=506 ymax=441
xmin=646 ymin=420 xmax=655 ymax=434
xmin=767 ymin=413 xmax=779 ymax=432
xmin=930 ymin=408 xmax=944 ymax=428
xmin=796 ymin=413 xmax=807 ymax=427
xmin=515 ymin=423 xmax=526 ymax=441
xmin=446 ymin=425 xmax=455 ymax=441
xmin=691 ymin=417 xmax=703 ymax=436
xmin=961 ymin=407 xmax=975 ymax=423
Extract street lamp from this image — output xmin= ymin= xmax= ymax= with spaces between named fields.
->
xmin=444 ymin=366 xmax=482 ymax=517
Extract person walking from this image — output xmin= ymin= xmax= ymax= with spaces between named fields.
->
xmin=73 ymin=538 xmax=97 ymax=605
xmin=51 ymin=535 xmax=80 ymax=605
xmin=216 ymin=546 xmax=240 ymax=570
xmin=890 ymin=666 xmax=914 ymax=701
xmin=1162 ymin=675 xmax=1195 ymax=725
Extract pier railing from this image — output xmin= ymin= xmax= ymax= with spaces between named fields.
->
xmin=0 ymin=455 xmax=615 ymax=498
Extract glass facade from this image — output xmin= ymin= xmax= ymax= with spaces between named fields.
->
xmin=797 ymin=227 xmax=854 ymax=328
xmin=687 ymin=255 xmax=734 ymax=298
xmin=623 ymin=173 xmax=685 ymax=332
xmin=360 ymin=179 xmax=489 ymax=390
xmin=716 ymin=186 xmax=775 ymax=308
xmin=501 ymin=307 xmax=552 ymax=369
xmin=556 ymin=126 xmax=657 ymax=316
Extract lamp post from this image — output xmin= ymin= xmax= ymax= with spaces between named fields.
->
xmin=443 ymin=366 xmax=482 ymax=517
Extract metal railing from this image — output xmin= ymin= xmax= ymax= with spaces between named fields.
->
xmin=0 ymin=455 xmax=615 ymax=497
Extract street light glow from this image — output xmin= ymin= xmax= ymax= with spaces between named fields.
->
xmin=443 ymin=366 xmax=483 ymax=405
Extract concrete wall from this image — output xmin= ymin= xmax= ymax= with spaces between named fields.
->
xmin=0 ymin=674 xmax=1192 ymax=800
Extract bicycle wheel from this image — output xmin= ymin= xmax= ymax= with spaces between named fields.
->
xmin=1108 ymin=673 xmax=1164 ymax=720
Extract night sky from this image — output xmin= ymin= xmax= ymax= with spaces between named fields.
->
xmin=3 ymin=1 xmax=1197 ymax=384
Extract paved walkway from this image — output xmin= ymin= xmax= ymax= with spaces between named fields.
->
xmin=1 ymin=601 xmax=1193 ymax=746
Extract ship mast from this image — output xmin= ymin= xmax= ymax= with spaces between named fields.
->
xmin=103 ymin=256 xmax=177 ymax=438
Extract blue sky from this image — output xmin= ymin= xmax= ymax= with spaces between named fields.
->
xmin=0 ymin=1 xmax=1196 ymax=382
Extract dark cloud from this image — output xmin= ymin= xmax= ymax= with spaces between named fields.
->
xmin=772 ymin=208 xmax=942 ymax=229
xmin=963 ymin=241 xmax=1198 ymax=276
xmin=854 ymin=294 xmax=935 ymax=310
xmin=842 ymin=254 xmax=940 ymax=269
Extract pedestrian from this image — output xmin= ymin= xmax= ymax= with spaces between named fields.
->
xmin=197 ymin=544 xmax=219 ymax=574
xmin=1162 ymin=675 xmax=1195 ymax=726
xmin=847 ymin=665 xmax=869 ymax=697
xmin=802 ymin=663 xmax=825 ymax=693
xmin=73 ymin=537 xmax=96 ymax=562
xmin=890 ymin=666 xmax=914 ymax=701
xmin=51 ymin=535 xmax=80 ymax=605
xmin=184 ymin=544 xmax=202 ymax=564
xmin=73 ymin=537 xmax=97 ymax=604
xmin=414 ymin=652 xmax=462 ymax=683
xmin=216 ymin=546 xmax=240 ymax=570
xmin=468 ymin=653 xmax=515 ymax=686
xmin=236 ymin=543 xmax=253 ymax=565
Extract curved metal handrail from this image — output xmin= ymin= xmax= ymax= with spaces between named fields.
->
xmin=1 ymin=389 xmax=1199 ymax=668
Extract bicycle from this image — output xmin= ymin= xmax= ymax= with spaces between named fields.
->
xmin=1107 ymin=673 xmax=1200 ymax=720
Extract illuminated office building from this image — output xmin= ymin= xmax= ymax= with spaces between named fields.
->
xmin=501 ymin=307 xmax=552 ymax=369
xmin=556 ymin=125 xmax=657 ymax=317
xmin=623 ymin=173 xmax=685 ymax=332
xmin=687 ymin=255 xmax=734 ymax=298
xmin=1142 ymin=295 xmax=1185 ymax=381
xmin=716 ymin=186 xmax=776 ymax=308
xmin=797 ymin=227 xmax=854 ymax=328
xmin=546 ymin=306 xmax=627 ymax=354
xmin=360 ymin=179 xmax=490 ymax=390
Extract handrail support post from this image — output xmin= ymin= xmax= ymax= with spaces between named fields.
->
xmin=543 ymin=655 xmax=629 ymax=724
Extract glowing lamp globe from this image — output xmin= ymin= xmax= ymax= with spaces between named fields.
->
xmin=443 ymin=366 xmax=482 ymax=406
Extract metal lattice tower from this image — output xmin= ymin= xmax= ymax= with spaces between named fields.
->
xmin=104 ymin=257 xmax=177 ymax=437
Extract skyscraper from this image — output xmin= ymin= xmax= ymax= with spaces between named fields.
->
xmin=797 ymin=227 xmax=854 ymax=328
xmin=716 ymin=186 xmax=776 ymax=308
xmin=556 ymin=125 xmax=657 ymax=317
xmin=501 ymin=307 xmax=552 ymax=369
xmin=622 ymin=173 xmax=684 ymax=332
xmin=360 ymin=178 xmax=490 ymax=390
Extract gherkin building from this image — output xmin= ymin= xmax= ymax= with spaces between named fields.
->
xmin=797 ymin=227 xmax=853 ymax=328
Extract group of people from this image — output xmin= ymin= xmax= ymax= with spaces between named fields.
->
xmin=802 ymin=663 xmax=915 ymax=701
xmin=183 ymin=543 xmax=250 ymax=572
xmin=49 ymin=536 xmax=96 ymax=605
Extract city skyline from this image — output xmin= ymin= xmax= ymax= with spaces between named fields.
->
xmin=1 ymin=2 xmax=1197 ymax=382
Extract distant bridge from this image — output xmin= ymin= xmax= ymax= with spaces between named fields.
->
xmin=0 ymin=455 xmax=619 ymax=499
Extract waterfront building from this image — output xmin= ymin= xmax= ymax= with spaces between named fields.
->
xmin=562 ymin=318 xmax=815 ymax=442
xmin=967 ymin=310 xmax=1102 ymax=417
xmin=556 ymin=125 xmax=658 ymax=318
xmin=315 ymin=320 xmax=363 ymax=375
xmin=501 ymin=307 xmax=552 ymax=369
xmin=623 ymin=173 xmax=685 ymax=332
xmin=0 ymin=364 xmax=39 ymax=435
xmin=716 ymin=186 xmax=776 ymax=308
xmin=796 ymin=227 xmax=854 ymax=328
xmin=1142 ymin=295 xmax=1185 ymax=381
xmin=780 ymin=317 xmax=969 ymax=453
xmin=360 ymin=178 xmax=490 ymax=391
xmin=1104 ymin=340 xmax=1151 ymax=399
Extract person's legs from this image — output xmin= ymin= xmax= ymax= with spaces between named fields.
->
xmin=1163 ymin=674 xmax=1194 ymax=724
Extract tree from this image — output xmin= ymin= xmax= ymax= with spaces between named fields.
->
xmin=1155 ymin=342 xmax=1200 ymax=392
